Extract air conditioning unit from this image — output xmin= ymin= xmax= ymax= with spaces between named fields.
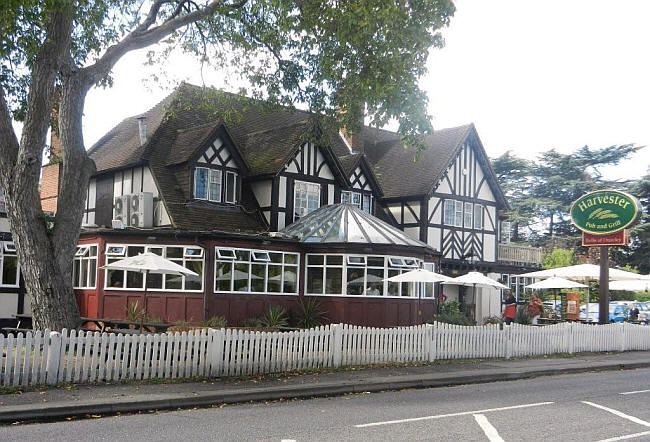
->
xmin=129 ymin=192 xmax=153 ymax=228
xmin=114 ymin=194 xmax=130 ymax=225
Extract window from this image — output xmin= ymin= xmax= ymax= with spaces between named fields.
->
xmin=0 ymin=241 xmax=19 ymax=287
xmin=464 ymin=202 xmax=473 ymax=228
xmin=443 ymin=200 xmax=455 ymax=226
xmin=215 ymin=247 xmax=299 ymax=294
xmin=73 ymin=244 xmax=97 ymax=289
xmin=208 ymin=169 xmax=222 ymax=202
xmin=294 ymin=181 xmax=320 ymax=219
xmin=341 ymin=191 xmax=373 ymax=214
xmin=225 ymin=171 xmax=237 ymax=203
xmin=105 ymin=244 xmax=204 ymax=291
xmin=474 ymin=204 xmax=483 ymax=229
xmin=306 ymin=254 xmax=423 ymax=298
xmin=194 ymin=167 xmax=209 ymax=200
xmin=454 ymin=201 xmax=463 ymax=227
xmin=422 ymin=263 xmax=436 ymax=298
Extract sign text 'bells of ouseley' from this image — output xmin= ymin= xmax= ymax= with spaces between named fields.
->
xmin=570 ymin=190 xmax=641 ymax=236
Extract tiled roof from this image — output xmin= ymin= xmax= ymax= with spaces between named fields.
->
xmin=86 ymin=83 xmax=506 ymax=231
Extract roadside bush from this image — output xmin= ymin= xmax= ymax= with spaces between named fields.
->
xmin=125 ymin=301 xmax=146 ymax=323
xmin=294 ymin=298 xmax=328 ymax=328
xmin=259 ymin=305 xmax=289 ymax=328
xmin=430 ymin=301 xmax=471 ymax=326
xmin=202 ymin=316 xmax=228 ymax=328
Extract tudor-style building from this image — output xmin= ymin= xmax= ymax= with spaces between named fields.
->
xmin=0 ymin=188 xmax=28 ymax=327
xmin=39 ymin=83 xmax=542 ymax=326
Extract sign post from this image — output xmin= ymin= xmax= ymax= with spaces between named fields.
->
xmin=570 ymin=190 xmax=641 ymax=325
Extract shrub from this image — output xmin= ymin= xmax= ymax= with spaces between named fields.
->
xmin=125 ymin=301 xmax=146 ymax=323
xmin=430 ymin=301 xmax=471 ymax=326
xmin=259 ymin=305 xmax=289 ymax=328
xmin=483 ymin=315 xmax=503 ymax=325
xmin=516 ymin=305 xmax=531 ymax=324
xmin=240 ymin=317 xmax=262 ymax=328
xmin=146 ymin=316 xmax=166 ymax=324
xmin=168 ymin=319 xmax=192 ymax=332
xmin=202 ymin=316 xmax=228 ymax=328
xmin=294 ymin=298 xmax=328 ymax=328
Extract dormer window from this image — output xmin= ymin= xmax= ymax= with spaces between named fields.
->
xmin=194 ymin=166 xmax=237 ymax=204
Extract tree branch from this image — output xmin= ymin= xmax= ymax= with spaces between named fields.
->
xmin=82 ymin=0 xmax=248 ymax=86
xmin=0 ymin=88 xmax=20 ymax=187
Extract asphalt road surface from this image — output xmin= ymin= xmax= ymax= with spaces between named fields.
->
xmin=4 ymin=368 xmax=650 ymax=441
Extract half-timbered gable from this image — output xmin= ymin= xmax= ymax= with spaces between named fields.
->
xmin=337 ymin=154 xmax=382 ymax=215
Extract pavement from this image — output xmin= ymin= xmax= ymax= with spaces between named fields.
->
xmin=2 ymin=351 xmax=650 ymax=424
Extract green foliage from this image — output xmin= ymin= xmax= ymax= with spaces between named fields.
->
xmin=483 ymin=315 xmax=503 ymax=325
xmin=259 ymin=305 xmax=289 ymax=328
xmin=515 ymin=305 xmax=531 ymax=325
xmin=125 ymin=301 xmax=145 ymax=323
xmin=1 ymin=0 xmax=456 ymax=145
xmin=294 ymin=298 xmax=328 ymax=329
xmin=492 ymin=145 xmax=642 ymax=241
xmin=240 ymin=317 xmax=262 ymax=328
xmin=201 ymin=316 xmax=228 ymax=328
xmin=431 ymin=301 xmax=471 ymax=326
xmin=542 ymin=248 xmax=576 ymax=269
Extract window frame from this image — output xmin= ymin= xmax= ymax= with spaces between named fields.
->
xmin=293 ymin=180 xmax=321 ymax=220
xmin=193 ymin=167 xmax=209 ymax=201
xmin=305 ymin=253 xmax=426 ymax=299
xmin=104 ymin=244 xmax=205 ymax=292
xmin=464 ymin=202 xmax=473 ymax=228
xmin=474 ymin=204 xmax=484 ymax=230
xmin=73 ymin=244 xmax=98 ymax=289
xmin=214 ymin=247 xmax=300 ymax=295
xmin=225 ymin=171 xmax=237 ymax=204
xmin=208 ymin=168 xmax=222 ymax=203
xmin=0 ymin=241 xmax=20 ymax=288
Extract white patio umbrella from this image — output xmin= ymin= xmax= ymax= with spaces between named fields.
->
xmin=525 ymin=277 xmax=588 ymax=290
xmin=609 ymin=279 xmax=650 ymax=292
xmin=442 ymin=271 xmax=509 ymax=289
xmin=520 ymin=264 xmax=641 ymax=324
xmin=385 ymin=268 xmax=452 ymax=283
xmin=526 ymin=277 xmax=588 ymax=315
xmin=519 ymin=264 xmax=641 ymax=282
xmin=102 ymin=252 xmax=199 ymax=325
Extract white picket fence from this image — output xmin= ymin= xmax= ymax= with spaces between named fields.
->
xmin=1 ymin=321 xmax=650 ymax=387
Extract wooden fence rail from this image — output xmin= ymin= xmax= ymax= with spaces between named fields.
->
xmin=1 ymin=322 xmax=649 ymax=386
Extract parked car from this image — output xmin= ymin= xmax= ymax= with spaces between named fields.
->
xmin=579 ymin=304 xmax=628 ymax=323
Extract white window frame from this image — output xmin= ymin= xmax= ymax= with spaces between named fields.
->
xmin=217 ymin=248 xmax=236 ymax=259
xmin=194 ymin=167 xmax=209 ymax=200
xmin=104 ymin=244 xmax=205 ymax=292
xmin=214 ymin=247 xmax=300 ymax=295
xmin=454 ymin=201 xmax=463 ymax=227
xmin=305 ymin=254 xmax=424 ymax=298
xmin=3 ymin=242 xmax=16 ymax=253
xmin=106 ymin=245 xmax=126 ymax=256
xmin=208 ymin=169 xmax=222 ymax=202
xmin=293 ymin=180 xmax=321 ymax=219
xmin=73 ymin=244 xmax=98 ymax=289
xmin=225 ymin=171 xmax=237 ymax=204
xmin=474 ymin=204 xmax=483 ymax=230
xmin=443 ymin=199 xmax=455 ymax=226
xmin=0 ymin=241 xmax=20 ymax=288
xmin=464 ymin=202 xmax=473 ymax=228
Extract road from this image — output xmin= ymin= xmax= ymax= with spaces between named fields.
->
xmin=4 ymin=368 xmax=650 ymax=441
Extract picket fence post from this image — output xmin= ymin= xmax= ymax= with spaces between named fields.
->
xmin=427 ymin=324 xmax=436 ymax=362
xmin=332 ymin=324 xmax=343 ymax=367
xmin=568 ymin=322 xmax=574 ymax=355
xmin=505 ymin=325 xmax=512 ymax=359
xmin=620 ymin=323 xmax=627 ymax=352
xmin=46 ymin=331 xmax=62 ymax=385
xmin=207 ymin=328 xmax=225 ymax=377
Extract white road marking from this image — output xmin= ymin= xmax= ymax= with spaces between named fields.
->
xmin=355 ymin=401 xmax=554 ymax=428
xmin=596 ymin=430 xmax=650 ymax=442
xmin=581 ymin=401 xmax=650 ymax=427
xmin=619 ymin=389 xmax=650 ymax=396
xmin=280 ymin=439 xmax=297 ymax=442
xmin=473 ymin=414 xmax=505 ymax=442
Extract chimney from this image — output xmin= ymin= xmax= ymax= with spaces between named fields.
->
xmin=137 ymin=116 xmax=147 ymax=146
xmin=339 ymin=101 xmax=365 ymax=154
xmin=40 ymin=129 xmax=62 ymax=213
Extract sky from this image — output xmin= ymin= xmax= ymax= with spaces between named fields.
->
xmin=81 ymin=0 xmax=650 ymax=180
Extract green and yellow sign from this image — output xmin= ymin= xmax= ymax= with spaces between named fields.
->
xmin=570 ymin=190 xmax=641 ymax=235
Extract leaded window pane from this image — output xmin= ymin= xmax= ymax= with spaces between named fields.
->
xmin=194 ymin=168 xmax=208 ymax=199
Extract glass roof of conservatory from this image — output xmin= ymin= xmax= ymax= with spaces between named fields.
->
xmin=280 ymin=204 xmax=430 ymax=248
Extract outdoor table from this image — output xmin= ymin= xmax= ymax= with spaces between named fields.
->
xmin=81 ymin=317 xmax=171 ymax=333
